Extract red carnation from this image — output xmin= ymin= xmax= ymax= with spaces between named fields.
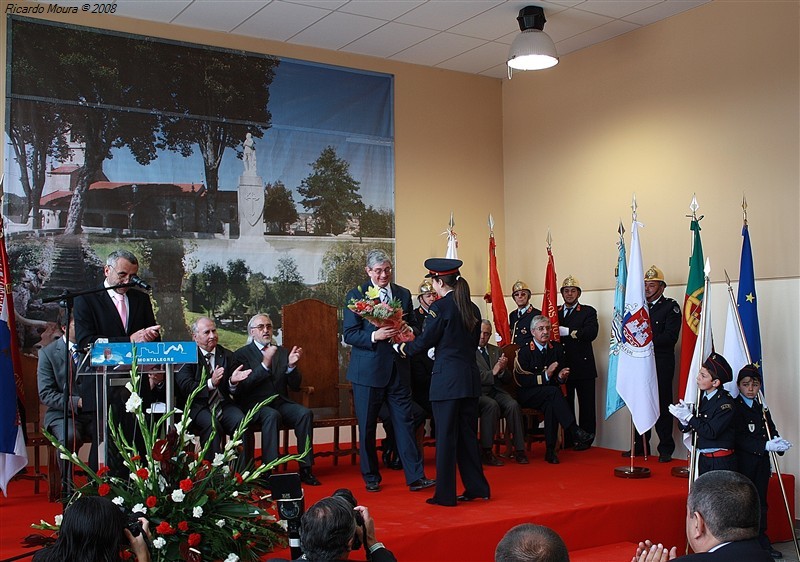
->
xmin=178 ymin=521 xmax=189 ymax=532
xmin=97 ymin=466 xmax=110 ymax=477
xmin=234 ymin=472 xmax=243 ymax=484
xmin=232 ymin=531 xmax=241 ymax=540
xmin=120 ymin=549 xmax=132 ymax=560
xmin=136 ymin=468 xmax=149 ymax=479
xmin=131 ymin=455 xmax=141 ymax=462
xmin=146 ymin=495 xmax=157 ymax=508
xmin=188 ymin=533 xmax=202 ymax=547
xmin=156 ymin=521 xmax=176 ymax=535
xmin=98 ymin=483 xmax=111 ymax=496
xmin=179 ymin=478 xmax=193 ymax=492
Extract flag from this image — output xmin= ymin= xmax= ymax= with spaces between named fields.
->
xmin=723 ymin=294 xmax=747 ymax=399
xmin=483 ymin=230 xmax=511 ymax=346
xmin=615 ymin=220 xmax=659 ymax=434
xmin=681 ymin=265 xmax=713 ymax=451
xmin=605 ymin=225 xmax=627 ymax=419
xmin=678 ymin=218 xmax=704 ymax=399
xmin=0 ymin=212 xmax=28 ymax=495
xmin=737 ymin=224 xmax=763 ymax=387
xmin=541 ymin=246 xmax=560 ymax=342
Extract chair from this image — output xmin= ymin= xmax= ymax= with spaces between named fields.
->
xmin=17 ymin=352 xmax=61 ymax=502
xmin=280 ymin=299 xmax=358 ymax=465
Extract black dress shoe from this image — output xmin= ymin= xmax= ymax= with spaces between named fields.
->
xmin=299 ymin=469 xmax=321 ymax=486
xmin=456 ymin=493 xmax=490 ymax=502
xmin=409 ymin=477 xmax=435 ymax=491
xmin=767 ymin=547 xmax=783 ymax=559
xmin=426 ymin=497 xmax=456 ymax=507
xmin=573 ymin=428 xmax=595 ymax=450
xmin=544 ymin=449 xmax=560 ymax=464
xmin=365 ymin=482 xmax=381 ymax=492
xmin=658 ymin=454 xmax=673 ymax=463
xmin=514 ymin=451 xmax=529 ymax=464
xmin=482 ymin=451 xmax=504 ymax=466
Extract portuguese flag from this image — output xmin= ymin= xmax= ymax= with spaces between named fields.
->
xmin=678 ymin=219 xmax=704 ymax=399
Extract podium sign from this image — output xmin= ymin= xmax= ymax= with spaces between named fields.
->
xmin=90 ymin=342 xmax=198 ymax=367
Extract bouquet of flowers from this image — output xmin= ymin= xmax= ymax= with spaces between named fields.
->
xmin=347 ymin=285 xmax=415 ymax=343
xmin=33 ymin=355 xmax=309 ymax=562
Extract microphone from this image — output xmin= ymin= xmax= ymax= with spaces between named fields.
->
xmin=130 ymin=275 xmax=152 ymax=291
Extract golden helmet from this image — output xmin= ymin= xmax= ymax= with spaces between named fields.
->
xmin=644 ymin=265 xmax=666 ymax=285
xmin=419 ymin=279 xmax=435 ymax=295
xmin=561 ymin=275 xmax=581 ymax=291
xmin=511 ymin=280 xmax=531 ymax=294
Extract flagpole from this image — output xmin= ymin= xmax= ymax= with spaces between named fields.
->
xmin=724 ymin=268 xmax=800 ymax=559
xmin=687 ymin=258 xmax=711 ymax=488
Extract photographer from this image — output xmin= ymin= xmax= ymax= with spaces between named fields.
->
xmin=272 ymin=492 xmax=395 ymax=561
xmin=33 ymin=496 xmax=152 ymax=562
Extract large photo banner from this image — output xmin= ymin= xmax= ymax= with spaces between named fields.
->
xmin=3 ymin=16 xmax=395 ymax=355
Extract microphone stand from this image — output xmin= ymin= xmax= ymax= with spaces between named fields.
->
xmin=42 ymin=280 xmax=147 ymax=505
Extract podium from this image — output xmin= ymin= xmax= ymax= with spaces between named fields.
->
xmin=86 ymin=342 xmax=197 ymax=468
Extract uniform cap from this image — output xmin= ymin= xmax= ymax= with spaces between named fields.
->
xmin=736 ymin=364 xmax=762 ymax=385
xmin=424 ymin=258 xmax=463 ymax=278
xmin=644 ymin=265 xmax=666 ymax=285
xmin=561 ymin=275 xmax=581 ymax=292
xmin=703 ymin=353 xmax=733 ymax=384
xmin=512 ymin=280 xmax=531 ymax=294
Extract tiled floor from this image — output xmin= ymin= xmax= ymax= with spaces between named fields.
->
xmin=775 ymin=535 xmax=800 ymax=561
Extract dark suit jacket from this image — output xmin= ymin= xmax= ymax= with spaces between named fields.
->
xmin=232 ymin=342 xmax=301 ymax=410
xmin=476 ymin=344 xmax=511 ymax=396
xmin=678 ymin=538 xmax=772 ymax=560
xmin=648 ymin=296 xmax=681 ymax=376
xmin=514 ymin=340 xmax=565 ymax=402
xmin=509 ymin=304 xmax=542 ymax=347
xmin=679 ymin=390 xmax=735 ymax=450
xmin=401 ymin=292 xmax=481 ymax=401
xmin=344 ymin=282 xmax=416 ymax=388
xmin=74 ymin=285 xmax=158 ymax=349
xmin=557 ymin=303 xmax=598 ymax=380
xmin=38 ymin=337 xmax=96 ymax=429
xmin=176 ymin=344 xmax=237 ymax=417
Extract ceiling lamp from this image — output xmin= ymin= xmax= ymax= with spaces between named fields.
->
xmin=507 ymin=6 xmax=558 ymax=77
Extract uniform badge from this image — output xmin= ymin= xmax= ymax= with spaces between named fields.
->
xmin=748 ymin=423 xmax=756 ymax=433
xmin=428 ymin=309 xmax=437 ymax=318
xmin=720 ymin=403 xmax=732 ymax=411
xmin=521 ymin=327 xmax=528 ymax=335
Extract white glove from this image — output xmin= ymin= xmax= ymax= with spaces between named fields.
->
xmin=668 ymin=400 xmax=693 ymax=424
xmin=392 ymin=343 xmax=401 ymax=354
xmin=765 ymin=436 xmax=792 ymax=453
xmin=427 ymin=347 xmax=436 ymax=360
xmin=558 ymin=326 xmax=569 ymax=337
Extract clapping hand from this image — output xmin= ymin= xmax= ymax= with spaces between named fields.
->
xmin=230 ymin=365 xmax=252 ymax=384
xmin=632 ymin=541 xmax=677 ymax=562
xmin=668 ymin=400 xmax=693 ymax=424
xmin=288 ymin=345 xmax=303 ymax=368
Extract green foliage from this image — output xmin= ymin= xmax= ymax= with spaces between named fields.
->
xmin=263 ymin=181 xmax=299 ymax=234
xmin=314 ymin=242 xmax=393 ymax=307
xmin=358 ymin=206 xmax=394 ymax=238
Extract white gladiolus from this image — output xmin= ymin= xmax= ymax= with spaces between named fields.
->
xmin=132 ymin=503 xmax=147 ymax=514
xmin=125 ymin=392 xmax=142 ymax=412
xmin=112 ymin=496 xmax=124 ymax=506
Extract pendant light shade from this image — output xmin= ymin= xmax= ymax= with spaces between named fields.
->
xmin=507 ymin=6 xmax=558 ymax=75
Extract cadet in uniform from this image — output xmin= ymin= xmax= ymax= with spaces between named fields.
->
xmin=623 ymin=265 xmax=681 ymax=462
xmin=557 ymin=275 xmax=598 ymax=444
xmin=509 ymin=281 xmax=541 ymax=347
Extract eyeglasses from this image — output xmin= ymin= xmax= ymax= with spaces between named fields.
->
xmin=369 ymin=267 xmax=392 ymax=276
xmin=512 ymin=291 xmax=527 ymax=297
xmin=250 ymin=323 xmax=273 ymax=331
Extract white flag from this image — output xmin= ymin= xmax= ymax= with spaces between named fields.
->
xmin=615 ymin=221 xmax=659 ymax=434
xmin=723 ymin=294 xmax=748 ymax=399
xmin=681 ymin=274 xmax=714 ymax=452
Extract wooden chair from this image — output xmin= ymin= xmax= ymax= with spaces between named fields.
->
xmin=281 ymin=299 xmax=358 ymax=465
xmin=17 ymin=352 xmax=62 ymax=502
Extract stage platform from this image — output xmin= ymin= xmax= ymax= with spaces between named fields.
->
xmin=1 ymin=445 xmax=794 ymax=561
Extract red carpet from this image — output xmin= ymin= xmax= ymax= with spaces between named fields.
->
xmin=1 ymin=445 xmax=794 ymax=561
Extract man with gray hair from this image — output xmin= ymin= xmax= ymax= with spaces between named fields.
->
xmin=632 ymin=470 xmax=769 ymax=561
xmin=495 ymin=523 xmax=569 ymax=562
xmin=343 ymin=249 xmax=434 ymax=494
xmin=233 ymin=313 xmax=320 ymax=485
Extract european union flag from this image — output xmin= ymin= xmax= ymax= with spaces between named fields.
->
xmin=737 ymin=224 xmax=763 ymax=388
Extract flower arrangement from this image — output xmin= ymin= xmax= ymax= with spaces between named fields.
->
xmin=347 ymin=285 xmax=415 ymax=343
xmin=33 ymin=355 xmax=309 ymax=561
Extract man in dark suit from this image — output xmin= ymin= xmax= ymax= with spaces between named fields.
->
xmin=632 ymin=470 xmax=771 ymax=561
xmin=343 ymin=249 xmax=433 ymax=494
xmin=73 ymin=249 xmax=162 ymax=475
xmin=37 ymin=312 xmax=98 ymax=470
xmin=509 ymin=280 xmax=541 ymax=347
xmin=477 ymin=319 xmax=527 ymax=466
xmin=233 ymin=313 xmax=320 ymax=486
xmin=557 ymin=275 xmax=598 ymax=445
xmin=176 ymin=317 xmax=249 ymax=461
xmin=514 ymin=315 xmax=594 ymax=464
xmin=624 ymin=265 xmax=681 ymax=462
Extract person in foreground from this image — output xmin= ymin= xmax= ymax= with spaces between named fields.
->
xmin=33 ymin=496 xmax=151 ymax=562
xmin=631 ymin=470 xmax=772 ymax=561
xmin=273 ymin=494 xmax=396 ymax=561
xmin=495 ymin=523 xmax=569 ymax=562
xmin=396 ymin=258 xmax=490 ymax=507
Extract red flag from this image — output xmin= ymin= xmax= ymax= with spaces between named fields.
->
xmin=542 ymin=246 xmax=560 ymax=342
xmin=483 ymin=232 xmax=510 ymax=345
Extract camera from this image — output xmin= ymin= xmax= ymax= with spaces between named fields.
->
xmin=125 ymin=513 xmax=143 ymax=538
xmin=271 ymin=473 xmax=305 ymax=559
xmin=332 ymin=488 xmax=366 ymax=552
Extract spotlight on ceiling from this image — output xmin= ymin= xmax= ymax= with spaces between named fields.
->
xmin=507 ymin=5 xmax=558 ymax=77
